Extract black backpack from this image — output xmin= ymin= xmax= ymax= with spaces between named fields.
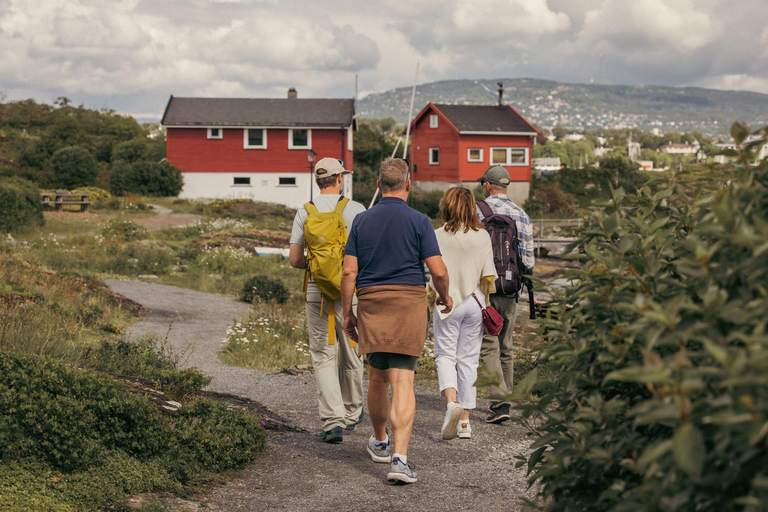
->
xmin=477 ymin=200 xmax=535 ymax=319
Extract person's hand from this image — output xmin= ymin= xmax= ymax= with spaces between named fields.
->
xmin=343 ymin=313 xmax=358 ymax=342
xmin=436 ymin=295 xmax=453 ymax=315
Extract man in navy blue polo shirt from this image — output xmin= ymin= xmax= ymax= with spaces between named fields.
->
xmin=341 ymin=157 xmax=452 ymax=485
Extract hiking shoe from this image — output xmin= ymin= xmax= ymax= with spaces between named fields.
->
xmin=441 ymin=401 xmax=463 ymax=440
xmin=367 ymin=433 xmax=391 ymax=463
xmin=457 ymin=420 xmax=472 ymax=439
xmin=346 ymin=409 xmax=365 ymax=431
xmin=387 ymin=457 xmax=418 ymax=484
xmin=316 ymin=426 xmax=343 ymax=443
xmin=485 ymin=403 xmax=511 ymax=424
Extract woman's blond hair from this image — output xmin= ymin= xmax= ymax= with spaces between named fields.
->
xmin=440 ymin=187 xmax=483 ymax=234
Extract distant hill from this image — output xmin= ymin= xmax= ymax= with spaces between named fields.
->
xmin=358 ymin=78 xmax=768 ymax=137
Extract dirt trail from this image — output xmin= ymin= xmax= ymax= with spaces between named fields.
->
xmin=107 ymin=280 xmax=535 ymax=512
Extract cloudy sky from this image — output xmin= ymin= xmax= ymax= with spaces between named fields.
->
xmin=1 ymin=0 xmax=767 ymax=121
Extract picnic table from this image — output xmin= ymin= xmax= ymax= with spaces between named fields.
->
xmin=41 ymin=190 xmax=92 ymax=212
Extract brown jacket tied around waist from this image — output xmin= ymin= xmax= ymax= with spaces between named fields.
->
xmin=356 ymin=284 xmax=427 ymax=358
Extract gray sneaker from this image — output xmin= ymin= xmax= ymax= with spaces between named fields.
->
xmin=387 ymin=457 xmax=418 ymax=484
xmin=367 ymin=433 xmax=391 ymax=463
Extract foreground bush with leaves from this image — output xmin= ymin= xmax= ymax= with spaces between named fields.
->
xmin=518 ymin=124 xmax=768 ymax=511
xmin=0 ymin=352 xmax=266 ymax=511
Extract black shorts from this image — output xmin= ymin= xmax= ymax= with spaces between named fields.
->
xmin=366 ymin=352 xmax=419 ymax=372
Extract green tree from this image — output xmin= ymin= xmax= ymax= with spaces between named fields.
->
xmin=552 ymin=123 xmax=567 ymax=141
xmin=110 ymin=160 xmax=183 ymax=197
xmin=51 ymin=145 xmax=97 ymax=188
xmin=0 ymin=176 xmax=44 ymax=232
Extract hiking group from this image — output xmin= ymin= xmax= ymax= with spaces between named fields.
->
xmin=289 ymin=157 xmax=534 ymax=485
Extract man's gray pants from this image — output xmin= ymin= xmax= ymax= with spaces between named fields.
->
xmin=479 ymin=294 xmax=518 ymax=406
xmin=306 ymin=288 xmax=364 ymax=431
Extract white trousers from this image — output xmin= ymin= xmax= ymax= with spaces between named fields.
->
xmin=433 ymin=286 xmax=484 ymax=410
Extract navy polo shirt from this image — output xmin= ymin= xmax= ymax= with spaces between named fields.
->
xmin=346 ymin=196 xmax=441 ymax=288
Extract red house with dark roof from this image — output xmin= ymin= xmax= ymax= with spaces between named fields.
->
xmin=408 ymin=103 xmax=538 ymax=205
xmin=161 ymin=90 xmax=355 ymax=209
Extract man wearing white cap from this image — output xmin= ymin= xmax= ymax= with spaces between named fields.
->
xmin=289 ymin=157 xmax=367 ymax=443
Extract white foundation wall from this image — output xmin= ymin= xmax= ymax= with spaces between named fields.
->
xmin=412 ymin=181 xmax=531 ymax=208
xmin=179 ymin=172 xmax=355 ymax=210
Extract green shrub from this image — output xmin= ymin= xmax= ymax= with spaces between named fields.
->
xmin=241 ymin=274 xmax=289 ymax=304
xmin=408 ymin=189 xmax=444 ymax=219
xmin=84 ymin=336 xmax=212 ymax=400
xmin=515 ymin=124 xmax=768 ymax=511
xmin=51 ymin=145 xmax=97 ymax=189
xmin=110 ymin=159 xmax=183 ymax=197
xmin=0 ymin=176 xmax=44 ymax=232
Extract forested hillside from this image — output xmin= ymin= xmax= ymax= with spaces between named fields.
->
xmin=0 ymin=98 xmax=180 ymax=196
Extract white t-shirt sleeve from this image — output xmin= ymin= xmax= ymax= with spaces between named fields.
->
xmin=289 ymin=207 xmax=308 ymax=245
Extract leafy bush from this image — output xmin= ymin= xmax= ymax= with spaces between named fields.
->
xmin=0 ymin=176 xmax=44 ymax=232
xmin=408 ymin=189 xmax=444 ymax=219
xmin=110 ymin=159 xmax=183 ymax=197
xmin=241 ymin=274 xmax=289 ymax=304
xmin=526 ymin=183 xmax=577 ymax=217
xmin=516 ymin=124 xmax=768 ymax=511
xmin=51 ymin=145 xmax=97 ymax=189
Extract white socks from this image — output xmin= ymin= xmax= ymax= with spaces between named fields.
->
xmin=375 ymin=434 xmax=389 ymax=446
xmin=393 ymin=453 xmax=407 ymax=464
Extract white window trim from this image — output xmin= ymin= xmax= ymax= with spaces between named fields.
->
xmin=207 ymin=128 xmax=222 ymax=140
xmin=243 ymin=128 xmax=267 ymax=149
xmin=277 ymin=176 xmax=298 ymax=187
xmin=429 ymin=114 xmax=438 ymax=129
xmin=429 ymin=147 xmax=440 ymax=165
xmin=288 ymin=129 xmax=312 ymax=150
xmin=490 ymin=147 xmax=529 ymax=166
xmin=467 ymin=148 xmax=483 ymax=163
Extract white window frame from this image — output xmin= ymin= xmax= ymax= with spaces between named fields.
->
xmin=243 ymin=128 xmax=267 ymax=149
xmin=429 ymin=114 xmax=438 ymax=129
xmin=429 ymin=147 xmax=440 ymax=165
xmin=288 ymin=129 xmax=312 ymax=150
xmin=490 ymin=147 xmax=529 ymax=166
xmin=278 ymin=176 xmax=298 ymax=187
xmin=467 ymin=148 xmax=483 ymax=162
xmin=207 ymin=128 xmax=222 ymax=140
xmin=232 ymin=176 xmax=252 ymax=187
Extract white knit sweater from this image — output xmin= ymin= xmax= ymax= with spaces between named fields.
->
xmin=431 ymin=226 xmax=497 ymax=320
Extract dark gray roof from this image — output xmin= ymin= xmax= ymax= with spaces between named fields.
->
xmin=433 ymin=104 xmax=537 ymax=134
xmin=161 ymin=97 xmax=355 ymax=127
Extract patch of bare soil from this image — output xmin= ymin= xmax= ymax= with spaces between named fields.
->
xmin=133 ymin=212 xmax=203 ymax=230
xmin=196 ymin=230 xmax=289 ymax=252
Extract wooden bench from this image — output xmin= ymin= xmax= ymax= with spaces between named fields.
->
xmin=41 ymin=191 xmax=92 ymax=212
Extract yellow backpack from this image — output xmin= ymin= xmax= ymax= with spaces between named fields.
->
xmin=303 ymin=197 xmax=354 ymax=347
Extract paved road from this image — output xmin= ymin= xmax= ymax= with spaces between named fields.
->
xmin=107 ymin=280 xmax=535 ymax=512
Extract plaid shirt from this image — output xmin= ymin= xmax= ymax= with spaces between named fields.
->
xmin=477 ymin=194 xmax=535 ymax=270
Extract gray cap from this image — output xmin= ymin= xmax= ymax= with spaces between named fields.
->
xmin=314 ymin=157 xmax=349 ymax=177
xmin=477 ymin=165 xmax=510 ymax=187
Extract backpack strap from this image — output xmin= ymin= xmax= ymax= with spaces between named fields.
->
xmin=333 ymin=196 xmax=350 ymax=214
xmin=476 ymin=199 xmax=493 ymax=219
xmin=304 ymin=201 xmax=319 ymax=215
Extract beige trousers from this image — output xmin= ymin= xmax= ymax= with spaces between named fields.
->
xmin=479 ymin=294 xmax=518 ymax=406
xmin=306 ymin=287 xmax=364 ymax=431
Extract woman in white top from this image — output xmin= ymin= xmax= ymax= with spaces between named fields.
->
xmin=430 ymin=187 xmax=496 ymax=440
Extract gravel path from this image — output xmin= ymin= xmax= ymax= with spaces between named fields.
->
xmin=107 ymin=280 xmax=535 ymax=511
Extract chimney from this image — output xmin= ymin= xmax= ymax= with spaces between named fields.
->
xmin=287 ymin=88 xmax=297 ymax=99
xmin=497 ymin=82 xmax=504 ymax=106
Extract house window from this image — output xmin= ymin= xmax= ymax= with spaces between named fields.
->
xmin=244 ymin=128 xmax=266 ymax=149
xmin=467 ymin=148 xmax=483 ymax=162
xmin=429 ymin=148 xmax=440 ymax=165
xmin=289 ymin=129 xmax=311 ymax=149
xmin=233 ymin=177 xmax=251 ymax=186
xmin=207 ymin=128 xmax=222 ymax=139
xmin=429 ymin=114 xmax=438 ymax=129
xmin=490 ymin=147 xmax=529 ymax=166
xmin=279 ymin=177 xmax=297 ymax=186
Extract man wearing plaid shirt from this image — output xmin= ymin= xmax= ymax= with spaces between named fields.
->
xmin=476 ymin=165 xmax=535 ymax=424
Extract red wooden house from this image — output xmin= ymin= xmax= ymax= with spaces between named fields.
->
xmin=161 ymin=90 xmax=355 ymax=209
xmin=408 ymin=103 xmax=538 ymax=205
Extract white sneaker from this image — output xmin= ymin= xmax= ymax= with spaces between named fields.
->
xmin=457 ymin=419 xmax=472 ymax=439
xmin=441 ymin=401 xmax=463 ymax=440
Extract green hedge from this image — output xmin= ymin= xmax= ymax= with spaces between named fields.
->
xmin=0 ymin=176 xmax=44 ymax=233
xmin=515 ymin=127 xmax=768 ymax=510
